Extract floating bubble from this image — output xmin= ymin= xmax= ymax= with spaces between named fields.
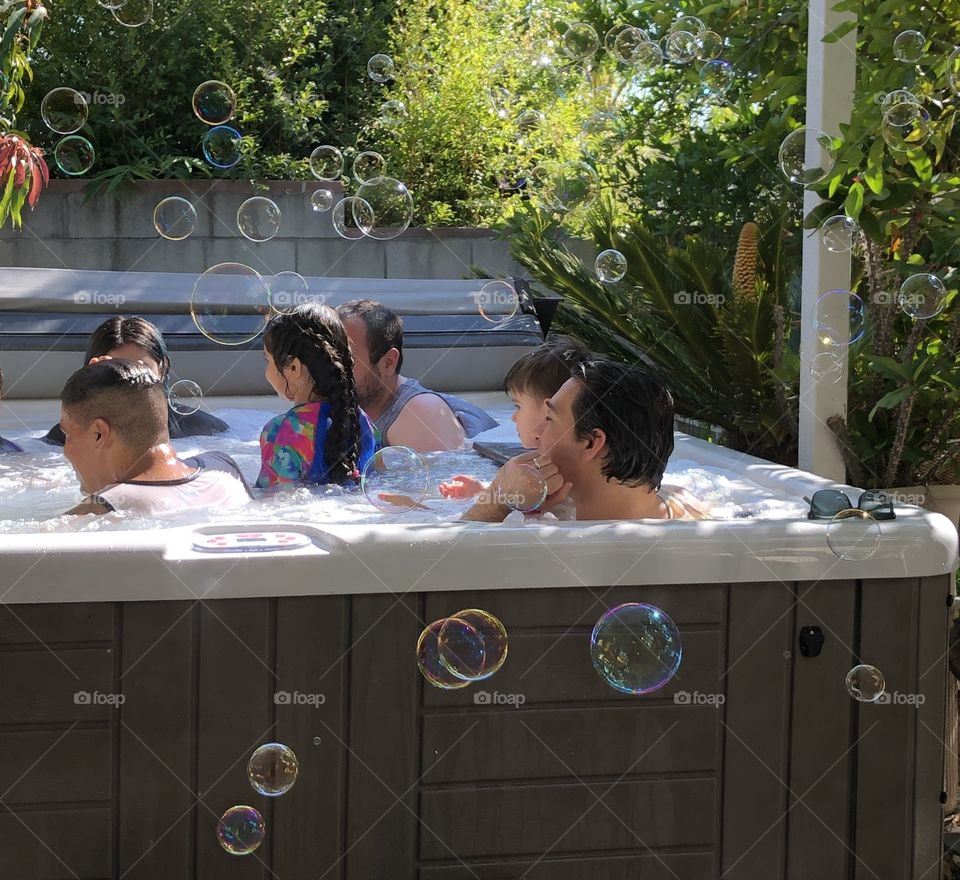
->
xmin=700 ymin=59 xmax=734 ymax=97
xmin=355 ymin=176 xmax=413 ymax=240
xmin=417 ymin=619 xmax=474 ymax=689
xmin=590 ymin=603 xmax=682 ymax=695
xmin=778 ymin=127 xmax=837 ymax=185
xmin=247 ymin=742 xmax=299 ymax=797
xmin=353 ymin=150 xmax=386 ymax=183
xmin=551 ymin=160 xmax=599 ymax=212
xmin=436 ymin=616 xmax=486 ymax=680
xmin=202 ymin=125 xmax=242 ymax=169
xmin=949 ymin=47 xmax=960 ymax=94
xmin=563 ymin=22 xmax=600 ymax=61
xmin=898 ymin=273 xmax=946 ymax=319
xmin=476 ymin=279 xmax=519 ymax=322
xmin=696 ymin=31 xmax=724 ymax=61
xmin=845 ymin=664 xmax=886 ymax=702
xmin=498 ymin=462 xmax=548 ymax=512
xmin=819 ymin=215 xmax=859 ymax=253
xmin=612 ymin=26 xmax=647 ymax=64
xmin=309 ymin=145 xmax=343 ymax=181
xmin=595 ymin=249 xmax=627 ymax=283
xmin=633 ymin=40 xmax=664 ymax=71
xmin=881 ymin=89 xmax=920 ymax=113
xmin=579 ymin=111 xmax=625 ymax=152
xmin=167 ymin=379 xmax=203 ymax=416
xmin=237 ymin=196 xmax=281 ymax=243
xmin=826 ymin=509 xmax=881 ymax=561
xmin=54 ymin=136 xmax=95 ymax=176
xmin=442 ymin=610 xmax=508 ymax=680
xmin=153 ymin=197 xmax=197 ymax=241
xmin=216 ymin=805 xmax=265 ymax=856
xmin=40 ymin=88 xmax=88 ymax=135
xmin=379 ymin=98 xmax=408 ymax=127
xmin=605 ymin=23 xmax=638 ymax=55
xmin=192 ymin=80 xmax=236 ymax=126
xmin=882 ymin=102 xmax=931 ymax=151
xmin=489 ymin=49 xmax=560 ymax=116
xmin=112 ymin=0 xmax=153 ymax=27
xmin=810 ymin=351 xmax=845 ymax=384
xmin=671 ymin=15 xmax=706 ymax=35
xmin=331 ymin=196 xmax=374 ymax=240
xmin=665 ymin=31 xmax=698 ymax=63
xmin=310 ymin=188 xmax=334 ymax=213
xmin=268 ymin=271 xmax=310 ymax=314
xmin=367 ymin=54 xmax=395 ymax=83
xmin=361 ymin=446 xmax=429 ymax=512
xmin=96 ymin=0 xmax=126 ymax=8
xmin=515 ymin=108 xmax=545 ymax=136
xmin=813 ymin=289 xmax=866 ymax=347
xmin=190 ymin=263 xmax=270 ymax=346
xmin=893 ymin=30 xmax=924 ymax=63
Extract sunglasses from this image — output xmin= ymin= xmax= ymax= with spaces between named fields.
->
xmin=804 ymin=489 xmax=897 ymax=521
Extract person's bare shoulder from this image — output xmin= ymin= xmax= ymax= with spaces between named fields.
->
xmin=388 ymin=392 xmax=465 ymax=451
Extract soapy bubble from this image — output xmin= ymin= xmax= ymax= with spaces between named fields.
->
xmin=579 ymin=111 xmax=625 ymax=152
xmin=498 ymin=462 xmax=548 ymax=512
xmin=826 ymin=509 xmax=881 ymax=561
xmin=417 ymin=619 xmax=474 ymax=689
xmin=695 ymin=30 xmax=723 ymax=61
xmin=54 ymin=136 xmax=95 ymax=176
xmin=813 ymin=289 xmax=867 ymax=348
xmin=190 ymin=262 xmax=270 ymax=346
xmin=612 ymin=26 xmax=647 ymax=63
xmin=665 ymin=31 xmax=698 ymax=63
xmin=475 ymin=279 xmax=520 ymax=322
xmin=819 ymin=215 xmax=859 ymax=253
xmin=192 ymin=81 xmax=236 ymax=125
xmin=379 ymin=98 xmax=408 ymax=127
xmin=670 ymin=15 xmax=706 ymax=35
xmin=700 ymin=59 xmax=734 ymax=97
xmin=633 ymin=40 xmax=664 ymax=71
xmin=605 ymin=23 xmax=644 ymax=55
xmin=111 ymin=0 xmax=153 ymax=27
xmin=153 ymin=197 xmax=197 ymax=241
xmin=353 ymin=150 xmax=386 ymax=183
xmin=362 ymin=446 xmax=430 ymax=512
xmin=778 ymin=127 xmax=837 ymax=185
xmin=367 ymin=54 xmax=396 ymax=83
xmin=845 ymin=664 xmax=886 ymax=702
xmin=882 ymin=102 xmax=931 ymax=151
xmin=810 ymin=351 xmax=845 ymax=384
xmin=216 ymin=805 xmax=265 ymax=856
xmin=355 ymin=176 xmax=413 ymax=240
xmin=595 ymin=249 xmax=627 ymax=283
xmin=515 ymin=108 xmax=545 ymax=136
xmin=590 ymin=603 xmax=682 ymax=695
xmin=331 ymin=196 xmax=374 ymax=240
xmin=268 ymin=271 xmax=311 ymax=315
xmin=898 ymin=273 xmax=946 ymax=319
xmin=247 ymin=742 xmax=298 ymax=797
xmin=563 ymin=22 xmax=600 ymax=61
xmin=881 ymin=89 xmax=920 ymax=113
xmin=893 ymin=30 xmax=924 ymax=63
xmin=237 ymin=196 xmax=281 ymax=243
xmin=40 ymin=88 xmax=88 ymax=135
xmin=96 ymin=0 xmax=127 ymax=8
xmin=440 ymin=609 xmax=508 ymax=680
xmin=551 ymin=160 xmax=599 ymax=212
xmin=202 ymin=125 xmax=242 ymax=169
xmin=310 ymin=188 xmax=334 ymax=213
xmin=489 ymin=49 xmax=560 ymax=116
xmin=309 ymin=145 xmax=343 ymax=181
xmin=167 ymin=379 xmax=203 ymax=416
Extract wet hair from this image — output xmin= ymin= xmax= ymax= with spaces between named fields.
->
xmin=85 ymin=316 xmax=170 ymax=381
xmin=503 ymin=335 xmax=590 ymax=400
xmin=569 ymin=358 xmax=675 ymax=491
xmin=263 ymin=303 xmax=362 ymax=484
xmin=336 ymin=299 xmax=404 ymax=374
xmin=60 ymin=359 xmax=168 ymax=450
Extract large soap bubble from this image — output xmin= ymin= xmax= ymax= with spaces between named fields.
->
xmin=562 ymin=22 xmax=600 ymax=61
xmin=826 ymin=509 xmax=881 ymax=561
xmin=309 ymin=145 xmax=343 ymax=181
xmin=882 ymin=102 xmax=931 ymax=151
xmin=41 ymin=88 xmax=88 ymax=135
xmin=695 ymin=30 xmax=724 ymax=61
xmin=595 ymin=249 xmax=627 ymax=283
xmin=331 ymin=196 xmax=374 ymax=240
xmin=354 ymin=176 xmax=413 ymax=240
xmin=550 ymin=160 xmax=599 ymax=212
xmin=112 ymin=0 xmax=153 ymax=27
xmin=665 ymin=31 xmax=698 ymax=63
xmin=845 ymin=664 xmax=886 ymax=702
xmin=247 ymin=743 xmax=299 ymax=797
xmin=612 ymin=26 xmax=646 ymax=64
xmin=590 ymin=603 xmax=682 ymax=695
xmin=367 ymin=54 xmax=396 ymax=83
xmin=417 ymin=619 xmax=474 ymax=689
xmin=893 ymin=30 xmax=924 ymax=63
xmin=268 ymin=271 xmax=310 ymax=315
xmin=237 ymin=196 xmax=281 ymax=243
xmin=475 ymin=279 xmax=520 ymax=322
xmin=671 ymin=15 xmax=706 ymax=35
xmin=700 ymin=60 xmax=734 ymax=97
xmin=379 ymin=98 xmax=408 ymax=127
xmin=192 ymin=81 xmax=236 ymax=125
xmin=778 ymin=127 xmax=836 ymax=185
xmin=813 ymin=289 xmax=867 ymax=347
xmin=353 ymin=150 xmax=386 ymax=183
xmin=54 ymin=136 xmax=96 ymax=176
xmin=819 ymin=215 xmax=859 ymax=253
xmin=190 ymin=262 xmax=270 ymax=345
xmin=489 ymin=49 xmax=560 ymax=116
xmin=153 ymin=197 xmax=197 ymax=241
xmin=880 ymin=89 xmax=920 ymax=113
xmin=310 ymin=188 xmax=334 ymax=213
xmin=361 ymin=446 xmax=429 ymax=512
xmin=898 ymin=273 xmax=946 ymax=319
xmin=167 ymin=379 xmax=203 ymax=415
xmin=439 ymin=609 xmax=509 ymax=681
xmin=202 ymin=125 xmax=242 ymax=169
xmin=216 ymin=805 xmax=265 ymax=856
xmin=810 ymin=351 xmax=845 ymax=384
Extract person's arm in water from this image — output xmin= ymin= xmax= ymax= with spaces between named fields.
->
xmin=64 ymin=498 xmax=111 ymax=516
xmin=387 ymin=394 xmax=465 ymax=452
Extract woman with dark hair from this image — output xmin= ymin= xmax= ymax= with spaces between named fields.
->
xmin=0 ymin=368 xmax=24 ymax=453
xmin=43 ymin=316 xmax=229 ymax=445
xmin=257 ymin=303 xmax=376 ymax=487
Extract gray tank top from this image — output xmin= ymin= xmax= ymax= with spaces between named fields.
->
xmin=376 ymin=378 xmax=498 ymax=441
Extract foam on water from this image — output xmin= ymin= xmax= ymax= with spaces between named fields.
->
xmin=0 ymin=401 xmax=807 ymax=533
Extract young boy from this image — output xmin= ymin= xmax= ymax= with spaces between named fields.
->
xmin=439 ymin=335 xmax=589 ymax=501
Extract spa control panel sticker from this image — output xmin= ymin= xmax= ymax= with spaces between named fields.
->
xmin=191 ymin=531 xmax=313 ymax=553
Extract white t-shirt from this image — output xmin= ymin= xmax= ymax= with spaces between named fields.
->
xmin=91 ymin=452 xmax=251 ymax=516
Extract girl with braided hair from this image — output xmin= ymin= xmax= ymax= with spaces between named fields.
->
xmin=256 ymin=303 xmax=377 ymax=488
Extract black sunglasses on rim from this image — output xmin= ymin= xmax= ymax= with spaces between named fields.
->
xmin=803 ymin=489 xmax=897 ymax=521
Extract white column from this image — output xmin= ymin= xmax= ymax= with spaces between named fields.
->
xmin=798 ymin=0 xmax=857 ymax=479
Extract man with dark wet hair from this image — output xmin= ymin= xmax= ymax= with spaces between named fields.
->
xmin=59 ymin=358 xmax=250 ymax=516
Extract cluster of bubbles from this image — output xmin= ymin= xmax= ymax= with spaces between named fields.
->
xmin=590 ymin=603 xmax=682 ymax=695
xmin=417 ymin=609 xmax=509 ymax=689
xmin=95 ymin=0 xmax=154 ymax=27
xmin=39 ymin=88 xmax=95 ymax=176
xmin=217 ymin=742 xmax=299 ymax=855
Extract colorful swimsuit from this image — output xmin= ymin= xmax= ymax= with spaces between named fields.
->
xmin=256 ymin=401 xmax=377 ymax=489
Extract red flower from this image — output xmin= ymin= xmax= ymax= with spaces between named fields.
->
xmin=0 ymin=132 xmax=49 ymax=228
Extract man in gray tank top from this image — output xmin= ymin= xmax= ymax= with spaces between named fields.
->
xmin=337 ymin=300 xmax=497 ymax=452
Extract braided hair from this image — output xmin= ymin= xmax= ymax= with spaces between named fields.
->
xmin=263 ymin=303 xmax=362 ymax=484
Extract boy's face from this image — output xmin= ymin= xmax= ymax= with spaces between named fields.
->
xmin=509 ymin=388 xmax=548 ymax=449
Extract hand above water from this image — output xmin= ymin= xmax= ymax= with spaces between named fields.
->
xmin=438 ymin=475 xmax=486 ymax=499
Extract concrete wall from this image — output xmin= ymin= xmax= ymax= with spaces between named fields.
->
xmin=0 ymin=180 xmax=531 ymax=280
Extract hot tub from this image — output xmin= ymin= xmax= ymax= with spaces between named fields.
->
xmin=0 ymin=392 xmax=955 ymax=880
